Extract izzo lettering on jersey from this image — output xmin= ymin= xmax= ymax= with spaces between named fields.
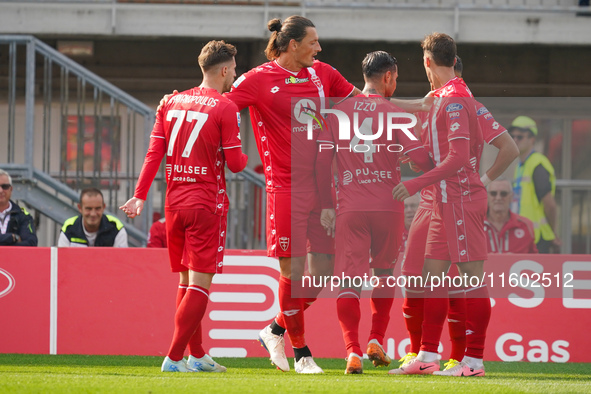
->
xmin=306 ymin=108 xmax=417 ymax=142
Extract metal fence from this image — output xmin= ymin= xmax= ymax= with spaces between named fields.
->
xmin=0 ymin=0 xmax=584 ymax=7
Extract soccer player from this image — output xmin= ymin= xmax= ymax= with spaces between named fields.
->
xmin=224 ymin=15 xmax=361 ymax=374
xmin=391 ymin=33 xmax=503 ymax=377
xmin=315 ymin=51 xmax=434 ymax=374
xmin=120 ymin=40 xmax=248 ymax=373
xmin=393 ymin=54 xmax=519 ymax=373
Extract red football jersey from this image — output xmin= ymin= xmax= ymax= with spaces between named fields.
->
xmin=147 ymin=218 xmax=167 ymax=248
xmin=226 ymin=60 xmax=355 ymax=193
xmin=318 ymin=95 xmax=425 ymax=214
xmin=134 ymin=87 xmax=243 ymax=215
xmin=415 ymin=111 xmax=436 ymax=210
xmin=475 ymin=103 xmax=507 ymax=144
xmin=484 ymin=212 xmax=538 ymax=254
xmin=423 ymin=77 xmax=486 ymax=203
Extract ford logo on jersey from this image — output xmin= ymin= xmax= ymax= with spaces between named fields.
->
xmin=477 ymin=106 xmax=489 ymax=116
xmin=446 ymin=103 xmax=464 ymax=112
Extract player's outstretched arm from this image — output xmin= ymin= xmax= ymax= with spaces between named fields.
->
xmin=390 ymin=92 xmax=434 ymax=113
xmin=396 ymin=137 xmax=470 ymax=199
xmin=481 ymin=132 xmax=518 ymax=186
xmin=120 ymin=197 xmax=144 ymax=218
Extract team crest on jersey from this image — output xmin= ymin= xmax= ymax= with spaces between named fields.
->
xmin=477 ymin=106 xmax=489 ymax=116
xmin=311 ymin=74 xmax=323 ymax=90
xmin=279 ymin=237 xmax=290 ymax=251
xmin=441 ymin=85 xmax=455 ymax=96
xmin=446 ymin=103 xmax=464 ymax=112
xmin=285 ymin=76 xmax=309 ymax=84
xmin=514 ymin=228 xmax=525 ymax=239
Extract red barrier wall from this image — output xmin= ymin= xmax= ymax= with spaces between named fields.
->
xmin=1 ymin=248 xmax=590 ymax=362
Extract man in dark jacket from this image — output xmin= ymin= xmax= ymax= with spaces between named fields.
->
xmin=58 ymin=187 xmax=127 ymax=247
xmin=0 ymin=169 xmax=38 ymax=246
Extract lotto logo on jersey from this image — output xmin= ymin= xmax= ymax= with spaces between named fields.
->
xmin=446 ymin=103 xmax=464 ymax=112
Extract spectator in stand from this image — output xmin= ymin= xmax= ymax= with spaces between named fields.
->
xmin=484 ymin=178 xmax=537 ymax=254
xmin=58 ymin=188 xmax=128 ymax=247
xmin=509 ymin=116 xmax=560 ymax=254
xmin=147 ymin=217 xmax=167 ymax=248
xmin=0 ymin=169 xmax=38 ymax=246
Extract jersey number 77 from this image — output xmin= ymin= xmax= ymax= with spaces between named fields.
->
xmin=166 ymin=110 xmax=209 ymax=157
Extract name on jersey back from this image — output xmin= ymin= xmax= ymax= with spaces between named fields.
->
xmin=170 ymin=94 xmax=219 ymax=107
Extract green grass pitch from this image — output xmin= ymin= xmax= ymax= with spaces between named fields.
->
xmin=0 ymin=354 xmax=590 ymax=393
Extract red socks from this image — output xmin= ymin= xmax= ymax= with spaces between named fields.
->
xmin=278 ymin=276 xmax=306 ymax=348
xmin=337 ymin=290 xmax=362 ymax=356
xmin=167 ymin=285 xmax=209 ymax=361
xmin=447 ymin=291 xmax=467 ymax=361
xmin=420 ymin=286 xmax=448 ymax=354
xmin=464 ymin=285 xmax=491 ymax=359
xmin=275 ymin=278 xmax=323 ymax=329
xmin=176 ymin=284 xmax=188 ymax=308
xmin=402 ymin=291 xmax=424 ymax=354
xmin=369 ymin=276 xmax=394 ymax=345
